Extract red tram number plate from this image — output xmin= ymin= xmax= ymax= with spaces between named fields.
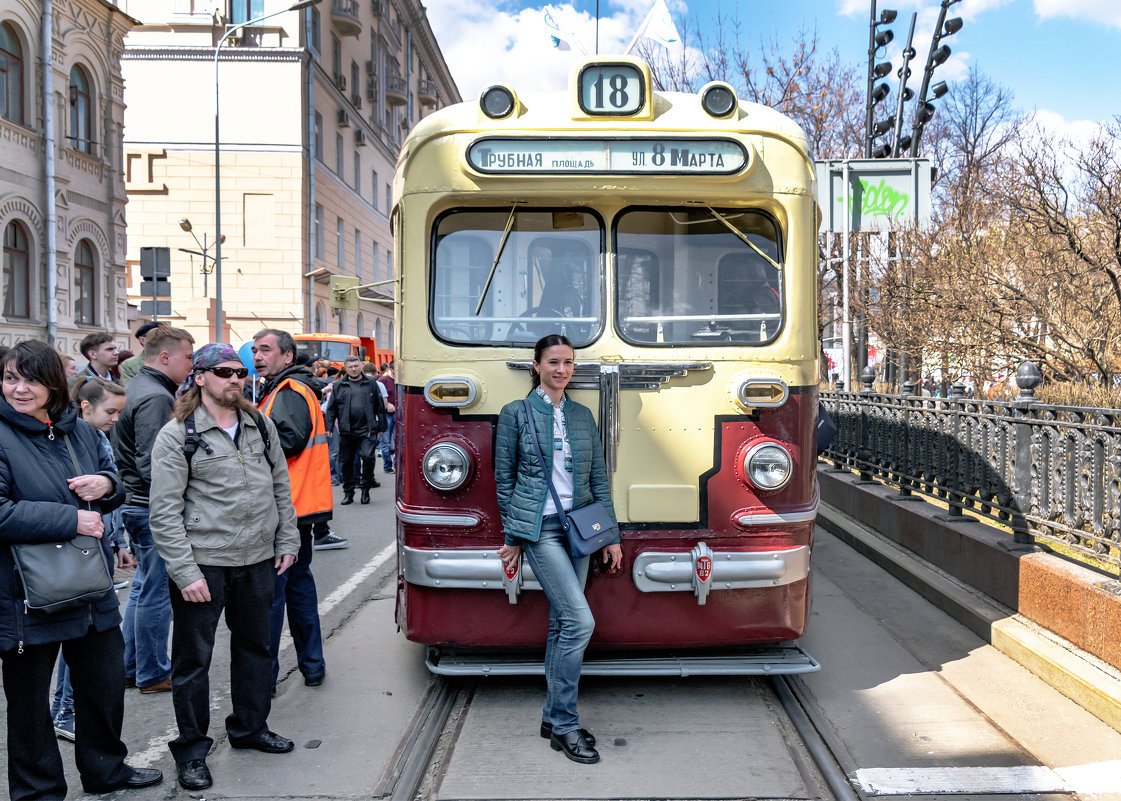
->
xmin=504 ymin=562 xmax=519 ymax=580
xmin=696 ymin=556 xmax=712 ymax=582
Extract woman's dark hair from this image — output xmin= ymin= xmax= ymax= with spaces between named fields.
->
xmin=71 ymin=375 xmax=126 ymax=412
xmin=1 ymin=340 xmax=71 ymax=419
xmin=530 ymin=334 xmax=574 ymax=389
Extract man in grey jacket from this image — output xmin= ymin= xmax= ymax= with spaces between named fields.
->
xmin=149 ymin=344 xmax=300 ymax=792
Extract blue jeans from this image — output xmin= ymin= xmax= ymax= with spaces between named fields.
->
xmin=52 ymin=655 xmax=73 ymax=715
xmin=379 ymin=413 xmax=396 ymax=470
xmin=121 ymin=505 xmax=172 ymax=686
xmin=268 ymin=524 xmax=325 ymax=688
xmin=522 ymin=516 xmax=592 ymax=736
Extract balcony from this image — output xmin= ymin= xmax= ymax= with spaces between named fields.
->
xmin=385 ymin=74 xmax=407 ymax=107
xmin=330 ymin=0 xmax=361 ymax=37
xmin=417 ymin=79 xmax=438 ymax=107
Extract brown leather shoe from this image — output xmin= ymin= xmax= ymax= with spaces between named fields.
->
xmin=139 ymin=677 xmax=173 ymax=694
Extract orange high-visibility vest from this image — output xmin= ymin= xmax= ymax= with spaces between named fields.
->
xmin=260 ymin=378 xmax=332 ymax=519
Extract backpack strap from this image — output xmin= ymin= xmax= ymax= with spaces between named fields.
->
xmin=248 ymin=408 xmax=276 ymax=472
xmin=182 ymin=408 xmax=275 ymax=476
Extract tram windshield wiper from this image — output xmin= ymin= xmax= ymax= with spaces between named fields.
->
xmin=474 ymin=205 xmax=519 ymax=316
xmin=705 ymin=206 xmax=783 ymax=271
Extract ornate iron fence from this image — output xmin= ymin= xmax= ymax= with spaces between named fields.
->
xmin=821 ymin=363 xmax=1121 ymax=569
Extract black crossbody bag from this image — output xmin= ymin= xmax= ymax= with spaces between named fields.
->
xmin=10 ymin=435 xmax=114 ymax=613
xmin=522 ymin=398 xmax=617 ymax=558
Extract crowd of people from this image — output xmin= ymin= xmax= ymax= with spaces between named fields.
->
xmin=0 ymin=323 xmax=396 ymax=799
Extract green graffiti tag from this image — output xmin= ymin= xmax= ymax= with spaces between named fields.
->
xmin=857 ymin=177 xmax=909 ymax=219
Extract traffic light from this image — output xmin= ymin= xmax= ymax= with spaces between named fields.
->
xmin=139 ymin=246 xmax=171 ymax=319
xmin=909 ymin=0 xmax=963 ymax=156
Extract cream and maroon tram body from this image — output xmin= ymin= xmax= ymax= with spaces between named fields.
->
xmin=390 ymin=57 xmax=820 ymax=674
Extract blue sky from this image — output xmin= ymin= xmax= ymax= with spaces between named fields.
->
xmin=425 ymin=0 xmax=1120 ymax=143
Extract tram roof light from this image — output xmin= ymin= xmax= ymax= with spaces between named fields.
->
xmin=872 ymin=115 xmax=896 ymax=136
xmin=878 ymin=9 xmax=897 ymax=25
xmin=480 ymin=85 xmax=516 ymax=119
xmin=931 ymin=45 xmax=951 ymax=66
xmin=873 ymin=61 xmax=892 ymax=79
xmin=875 ymin=29 xmax=894 ymax=48
xmin=943 ymin=17 xmax=963 ymax=36
xmin=700 ymin=82 xmax=737 ymax=118
xmin=930 ymin=80 xmax=949 ymax=100
xmin=870 ymin=83 xmax=890 ymax=104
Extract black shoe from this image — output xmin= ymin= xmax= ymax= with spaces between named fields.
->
xmin=341 ymin=492 xmax=354 ymax=505
xmin=304 ymin=672 xmax=325 ymax=687
xmin=230 ymin=729 xmax=294 ymax=754
xmin=539 ymin=721 xmax=596 ymax=747
xmin=384 ymin=467 xmax=394 ymax=473
xmin=177 ymin=759 xmax=212 ymax=790
xmin=360 ymin=489 xmax=370 ymax=504
xmin=370 ymin=477 xmax=381 ymax=488
xmin=550 ymin=730 xmax=600 ymax=764
xmin=83 ymin=766 xmax=164 ymax=793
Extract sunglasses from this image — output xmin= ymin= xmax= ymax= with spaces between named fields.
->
xmin=206 ymin=366 xmax=249 ymax=379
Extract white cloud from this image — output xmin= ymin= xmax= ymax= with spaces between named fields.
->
xmin=1033 ymin=0 xmax=1121 ymax=28
xmin=1030 ymin=109 xmax=1103 ymax=152
xmin=426 ymin=1 xmax=679 ymax=101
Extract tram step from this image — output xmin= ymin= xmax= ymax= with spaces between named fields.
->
xmin=425 ymin=644 xmax=820 ymax=677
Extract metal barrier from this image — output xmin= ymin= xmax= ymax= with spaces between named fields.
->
xmin=821 ymin=363 xmax=1121 ymax=569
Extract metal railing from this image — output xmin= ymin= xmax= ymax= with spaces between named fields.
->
xmin=821 ymin=363 xmax=1121 ymax=569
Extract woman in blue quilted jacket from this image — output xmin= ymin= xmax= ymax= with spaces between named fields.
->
xmin=495 ymin=334 xmax=621 ymax=765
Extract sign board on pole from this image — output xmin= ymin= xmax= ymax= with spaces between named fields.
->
xmin=139 ymin=246 xmax=171 ymax=278
xmin=139 ymin=300 xmax=171 ymax=316
xmin=815 ymin=159 xmax=932 ymax=233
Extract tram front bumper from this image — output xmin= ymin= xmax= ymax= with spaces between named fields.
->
xmin=401 ymin=542 xmax=810 ymax=605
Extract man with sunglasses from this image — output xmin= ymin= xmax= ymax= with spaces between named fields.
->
xmin=148 ymin=344 xmax=300 ymax=791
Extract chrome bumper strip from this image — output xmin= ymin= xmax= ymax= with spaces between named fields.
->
xmin=736 ymin=487 xmax=820 ymax=527
xmin=396 ymin=502 xmax=480 ymax=528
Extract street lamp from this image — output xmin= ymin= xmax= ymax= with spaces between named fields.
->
xmin=908 ymin=0 xmax=963 ymax=157
xmin=864 ymin=3 xmax=896 ymax=157
xmin=177 ymin=217 xmax=225 ymax=297
xmin=214 ymin=0 xmax=322 ymax=342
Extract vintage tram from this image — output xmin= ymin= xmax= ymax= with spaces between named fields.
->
xmin=390 ymin=56 xmax=820 ymax=675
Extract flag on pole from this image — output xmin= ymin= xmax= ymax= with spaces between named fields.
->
xmin=625 ymin=0 xmax=682 ymax=54
xmin=544 ymin=6 xmax=571 ymax=51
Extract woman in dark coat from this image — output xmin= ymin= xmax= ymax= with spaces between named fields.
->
xmin=0 ymin=340 xmax=162 ymax=799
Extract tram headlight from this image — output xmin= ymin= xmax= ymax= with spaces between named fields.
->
xmin=743 ymin=442 xmax=793 ymax=491
xmin=422 ymin=443 xmax=472 ymax=492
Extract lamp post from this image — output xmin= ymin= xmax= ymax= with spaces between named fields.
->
xmin=177 ymin=218 xmax=225 ymax=297
xmin=214 ymin=0 xmax=322 ymax=342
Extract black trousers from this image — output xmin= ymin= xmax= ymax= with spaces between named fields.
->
xmin=167 ymin=560 xmax=275 ymax=764
xmin=337 ymin=433 xmax=374 ymax=493
xmin=1 ymin=626 xmax=130 ymax=800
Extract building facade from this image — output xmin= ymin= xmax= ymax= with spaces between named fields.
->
xmin=119 ymin=0 xmax=459 ymax=347
xmin=0 ymin=0 xmax=136 ymax=355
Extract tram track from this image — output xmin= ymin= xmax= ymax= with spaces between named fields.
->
xmin=375 ymin=669 xmax=865 ymax=801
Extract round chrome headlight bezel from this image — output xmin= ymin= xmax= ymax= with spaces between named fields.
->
xmin=421 ymin=442 xmax=472 ymax=492
xmin=741 ymin=440 xmax=793 ymax=491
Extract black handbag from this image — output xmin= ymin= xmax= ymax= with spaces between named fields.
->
xmin=522 ymin=399 xmax=617 ymax=558
xmin=9 ymin=435 xmax=114 ymax=613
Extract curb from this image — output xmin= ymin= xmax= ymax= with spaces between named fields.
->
xmin=817 ymin=503 xmax=1121 ymax=733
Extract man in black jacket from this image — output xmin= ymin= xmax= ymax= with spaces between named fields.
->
xmin=111 ymin=326 xmax=194 ymax=693
xmin=324 ymin=356 xmax=386 ymax=505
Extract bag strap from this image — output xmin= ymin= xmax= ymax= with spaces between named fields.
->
xmin=522 ymin=398 xmax=569 ymax=531
xmin=62 ymin=434 xmax=94 ymax=512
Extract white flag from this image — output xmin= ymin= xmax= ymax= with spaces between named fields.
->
xmin=544 ymin=6 xmax=571 ymax=51
xmin=626 ymin=0 xmax=681 ymax=53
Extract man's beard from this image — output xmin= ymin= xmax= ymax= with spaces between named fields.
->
xmin=208 ymin=386 xmax=243 ymax=409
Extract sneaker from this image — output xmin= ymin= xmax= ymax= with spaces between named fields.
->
xmin=113 ymin=580 xmax=129 ymax=590
xmin=384 ymin=467 xmax=394 ymax=473
xmin=313 ymin=533 xmax=349 ymax=550
xmin=54 ymin=709 xmax=75 ymax=741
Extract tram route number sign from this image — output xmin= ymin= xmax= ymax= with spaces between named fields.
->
xmin=467 ymin=137 xmax=748 ymax=176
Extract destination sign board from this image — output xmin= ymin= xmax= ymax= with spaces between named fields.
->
xmin=466 ymin=138 xmax=748 ymax=175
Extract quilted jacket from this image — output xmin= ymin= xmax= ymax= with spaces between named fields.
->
xmin=494 ymin=391 xmax=618 ymax=546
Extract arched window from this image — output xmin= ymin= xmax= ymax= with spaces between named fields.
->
xmin=374 ymin=317 xmax=382 ymax=346
xmin=314 ymin=301 xmax=325 ymax=332
xmin=388 ymin=320 xmax=394 ymax=350
xmin=0 ymin=22 xmax=24 ymax=125
xmin=2 ymin=220 xmax=30 ymax=318
xmin=355 ymin=312 xmax=365 ymax=337
xmin=74 ymin=239 xmax=95 ymax=325
xmin=69 ymin=65 xmax=92 ymax=154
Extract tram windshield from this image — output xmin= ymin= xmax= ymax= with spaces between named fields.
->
xmin=431 ymin=208 xmax=603 ymax=346
xmin=615 ymin=208 xmax=783 ymax=346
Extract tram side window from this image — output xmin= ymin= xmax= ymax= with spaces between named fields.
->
xmin=615 ymin=208 xmax=783 ymax=346
xmin=431 ymin=209 xmax=603 ymax=346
